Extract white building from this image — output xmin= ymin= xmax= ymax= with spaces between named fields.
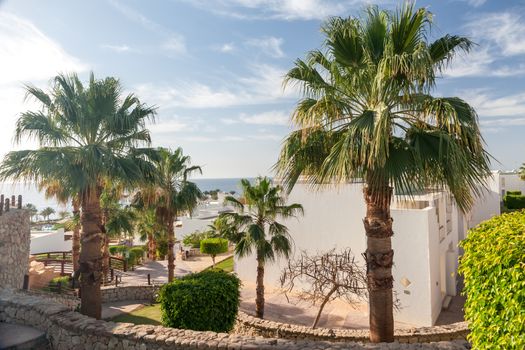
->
xmin=234 ymin=180 xmax=502 ymax=327
xmin=30 ymin=228 xmax=71 ymax=254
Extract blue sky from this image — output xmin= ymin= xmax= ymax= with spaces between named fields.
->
xmin=1 ymin=0 xmax=524 ymax=178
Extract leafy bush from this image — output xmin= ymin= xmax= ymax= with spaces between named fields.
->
xmin=129 ymin=247 xmax=145 ymax=264
xmin=156 ymin=239 xmax=168 ymax=260
xmin=182 ymin=231 xmax=208 ymax=248
xmin=459 ymin=211 xmax=525 ymax=349
xmin=109 ymin=245 xmax=128 ymax=256
xmin=504 ymin=192 xmax=525 ymax=210
xmin=200 ymin=238 xmax=228 ymax=264
xmin=506 ymin=190 xmax=522 ymax=196
xmin=158 ymin=269 xmax=241 ymax=332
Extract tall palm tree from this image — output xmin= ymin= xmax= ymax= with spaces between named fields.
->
xmin=0 ymin=72 xmax=156 ymax=319
xmin=276 ymin=5 xmax=491 ymax=342
xmin=135 ymin=207 xmax=164 ymax=261
xmin=220 ymin=177 xmax=303 ymax=319
xmin=24 ymin=203 xmax=38 ymax=222
xmin=39 ymin=180 xmax=81 ymax=272
xmin=133 ymin=147 xmax=202 ymax=282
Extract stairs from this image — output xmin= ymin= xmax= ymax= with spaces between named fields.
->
xmin=0 ymin=323 xmax=50 ymax=350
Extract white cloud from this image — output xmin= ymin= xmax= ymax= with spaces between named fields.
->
xmin=101 ymin=44 xmax=132 ymax=53
xmin=461 ymin=89 xmax=525 ymax=118
xmin=461 ymin=0 xmax=487 ymax=7
xmin=0 ymin=12 xmax=87 ymax=158
xmin=0 ymin=12 xmax=86 ymax=84
xmin=218 ymin=43 xmax=235 ymax=53
xmin=183 ymin=0 xmax=373 ymax=21
xmin=246 ymin=36 xmax=284 ymax=58
xmin=465 ymin=11 xmax=525 ymax=57
xmin=109 ymin=0 xmax=187 ymax=54
xmin=134 ymin=64 xmax=296 ymax=109
xmin=162 ymin=35 xmax=187 ymax=54
xmin=239 ymin=111 xmax=289 ymax=125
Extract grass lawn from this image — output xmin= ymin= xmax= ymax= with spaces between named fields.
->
xmin=211 ymin=256 xmax=233 ymax=272
xmin=111 ymin=304 xmax=162 ymax=325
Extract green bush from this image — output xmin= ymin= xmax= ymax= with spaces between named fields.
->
xmin=506 ymin=190 xmax=522 ymax=196
xmin=156 ymin=239 xmax=168 ymax=259
xmin=158 ymin=269 xmax=241 ymax=332
xmin=504 ymin=193 xmax=525 ymax=210
xmin=200 ymin=238 xmax=228 ymax=264
xmin=459 ymin=211 xmax=525 ymax=349
xmin=182 ymin=231 xmax=208 ymax=248
xmin=109 ymin=245 xmax=128 ymax=256
xmin=129 ymin=247 xmax=145 ymax=264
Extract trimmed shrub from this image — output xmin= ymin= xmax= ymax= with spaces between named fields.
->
xmin=156 ymin=239 xmax=168 ymax=260
xmin=459 ymin=211 xmax=525 ymax=349
xmin=200 ymin=238 xmax=228 ymax=265
xmin=109 ymin=245 xmax=128 ymax=256
xmin=504 ymin=193 xmax=525 ymax=210
xmin=506 ymin=190 xmax=522 ymax=196
xmin=158 ymin=269 xmax=241 ymax=332
xmin=129 ymin=247 xmax=145 ymax=264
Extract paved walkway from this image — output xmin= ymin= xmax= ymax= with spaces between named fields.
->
xmin=119 ymin=252 xmax=233 ymax=285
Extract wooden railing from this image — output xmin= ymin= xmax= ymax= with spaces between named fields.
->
xmin=109 ymin=256 xmax=127 ymax=272
xmin=33 ymin=251 xmax=128 ymax=277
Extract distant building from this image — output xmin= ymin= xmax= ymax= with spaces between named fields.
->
xmin=30 ymin=228 xmax=71 ymax=254
xmin=234 ymin=177 xmax=505 ymax=327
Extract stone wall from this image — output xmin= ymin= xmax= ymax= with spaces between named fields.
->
xmin=234 ymin=312 xmax=469 ymax=344
xmin=0 ymin=209 xmax=30 ymax=289
xmin=0 ymin=288 xmax=471 ymax=350
xmin=101 ymin=285 xmax=160 ymax=303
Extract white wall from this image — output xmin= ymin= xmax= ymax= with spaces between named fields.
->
xmin=30 ymin=228 xmax=71 ymax=254
xmin=235 ymin=183 xmax=442 ymax=326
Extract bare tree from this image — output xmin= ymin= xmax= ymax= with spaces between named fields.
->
xmin=280 ymin=248 xmax=367 ymax=328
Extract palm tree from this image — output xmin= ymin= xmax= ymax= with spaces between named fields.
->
xmin=220 ymin=177 xmax=303 ymax=319
xmin=40 ymin=207 xmax=55 ymax=221
xmin=0 ymin=72 xmax=156 ymax=319
xmin=275 ymin=5 xmax=491 ymax=342
xmin=135 ymin=207 xmax=164 ymax=261
xmin=133 ymin=147 xmax=202 ymax=282
xmin=24 ymin=203 xmax=38 ymax=222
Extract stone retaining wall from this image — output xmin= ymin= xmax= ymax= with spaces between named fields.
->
xmin=234 ymin=312 xmax=469 ymax=344
xmin=0 ymin=210 xmax=30 ymax=289
xmin=0 ymin=288 xmax=471 ymax=350
xmin=101 ymin=285 xmax=160 ymax=303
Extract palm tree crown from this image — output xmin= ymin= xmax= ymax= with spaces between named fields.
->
xmin=277 ymin=4 xmax=491 ymax=209
xmin=220 ymin=177 xmax=303 ymax=318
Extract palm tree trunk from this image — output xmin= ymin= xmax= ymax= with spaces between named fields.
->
xmin=79 ymin=188 xmax=103 ymax=319
xmin=255 ymin=253 xmax=265 ymax=318
xmin=167 ymin=214 xmax=175 ymax=282
xmin=148 ymin=233 xmax=156 ymax=261
xmin=363 ymin=185 xmax=394 ymax=343
xmin=72 ymin=199 xmax=80 ymax=272
xmin=101 ymin=209 xmax=109 ymax=281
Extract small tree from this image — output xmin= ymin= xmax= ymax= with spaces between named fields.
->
xmin=40 ymin=207 xmax=56 ymax=221
xmin=24 ymin=203 xmax=38 ymax=222
xmin=200 ymin=238 xmax=228 ymax=266
xmin=280 ymin=249 xmax=367 ymax=328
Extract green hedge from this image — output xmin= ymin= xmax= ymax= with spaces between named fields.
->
xmin=506 ymin=190 xmax=522 ymax=196
xmin=109 ymin=245 xmax=128 ymax=255
xmin=129 ymin=247 xmax=145 ymax=264
xmin=459 ymin=211 xmax=525 ymax=349
xmin=200 ymin=238 xmax=228 ymax=263
xmin=156 ymin=239 xmax=168 ymax=259
xmin=158 ymin=269 xmax=240 ymax=332
xmin=504 ymin=193 xmax=525 ymax=210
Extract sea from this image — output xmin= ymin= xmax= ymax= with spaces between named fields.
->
xmin=0 ymin=178 xmax=256 ymax=213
